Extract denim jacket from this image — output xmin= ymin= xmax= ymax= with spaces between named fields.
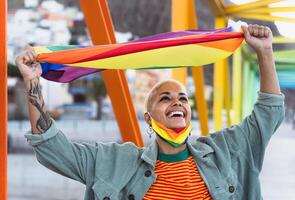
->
xmin=25 ymin=92 xmax=284 ymax=200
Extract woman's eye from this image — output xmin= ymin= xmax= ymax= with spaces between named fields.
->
xmin=160 ymin=96 xmax=170 ymax=102
xmin=179 ymin=97 xmax=188 ymax=103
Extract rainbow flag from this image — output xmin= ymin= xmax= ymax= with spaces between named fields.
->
xmin=34 ymin=27 xmax=244 ymax=83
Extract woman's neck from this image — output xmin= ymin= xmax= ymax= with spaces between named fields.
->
xmin=156 ymin=136 xmax=187 ymax=154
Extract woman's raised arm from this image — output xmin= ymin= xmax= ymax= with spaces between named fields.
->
xmin=15 ymin=46 xmax=52 ymax=134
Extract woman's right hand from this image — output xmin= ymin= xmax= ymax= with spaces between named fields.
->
xmin=15 ymin=46 xmax=42 ymax=81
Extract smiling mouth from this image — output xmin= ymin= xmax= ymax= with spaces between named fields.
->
xmin=167 ymin=111 xmax=185 ymax=118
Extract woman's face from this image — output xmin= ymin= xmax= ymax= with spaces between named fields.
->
xmin=148 ymin=82 xmax=191 ymax=129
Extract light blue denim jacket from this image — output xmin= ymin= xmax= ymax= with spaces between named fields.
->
xmin=25 ymin=92 xmax=284 ymax=200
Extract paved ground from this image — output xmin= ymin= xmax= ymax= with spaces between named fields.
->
xmin=260 ymin=122 xmax=295 ymax=200
xmin=8 ymin=122 xmax=295 ymax=200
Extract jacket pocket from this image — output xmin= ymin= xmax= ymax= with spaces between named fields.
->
xmin=92 ymin=179 xmax=119 ymax=200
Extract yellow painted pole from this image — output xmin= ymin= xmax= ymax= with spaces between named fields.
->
xmin=192 ymin=67 xmax=209 ymax=136
xmin=232 ymin=47 xmax=242 ymax=124
xmin=224 ymin=59 xmax=231 ymax=127
xmin=205 ymin=0 xmax=225 ymax=16
xmin=171 ymin=0 xmax=197 ymax=33
xmin=230 ymin=13 xmax=295 ymax=23
xmin=235 ymin=6 xmax=295 ymax=14
xmin=213 ymin=17 xmax=227 ymax=131
xmin=0 ymin=0 xmax=7 ymax=199
xmin=273 ymin=37 xmax=295 ymax=43
xmin=242 ymin=60 xmax=251 ymax=118
xmin=225 ymin=0 xmax=283 ymax=14
xmin=172 ymin=0 xmax=209 ymax=135
xmin=171 ymin=0 xmax=192 ymax=85
xmin=80 ymin=0 xmax=143 ymax=146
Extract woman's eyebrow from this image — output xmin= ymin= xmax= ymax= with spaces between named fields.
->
xmin=179 ymin=92 xmax=187 ymax=96
xmin=159 ymin=91 xmax=170 ymax=96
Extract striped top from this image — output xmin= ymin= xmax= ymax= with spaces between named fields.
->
xmin=143 ymin=148 xmax=212 ymax=200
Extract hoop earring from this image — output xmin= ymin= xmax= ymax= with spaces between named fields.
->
xmin=147 ymin=125 xmax=154 ymax=139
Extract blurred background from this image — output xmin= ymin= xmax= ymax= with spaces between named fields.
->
xmin=7 ymin=0 xmax=295 ymax=199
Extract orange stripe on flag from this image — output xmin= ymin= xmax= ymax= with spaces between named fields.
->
xmin=198 ymin=37 xmax=243 ymax=52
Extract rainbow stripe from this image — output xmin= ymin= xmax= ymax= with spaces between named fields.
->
xmin=151 ymin=119 xmax=192 ymax=147
xmin=34 ymin=27 xmax=244 ymax=82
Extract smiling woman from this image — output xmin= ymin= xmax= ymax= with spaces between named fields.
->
xmin=16 ymin=24 xmax=285 ymax=200
xmin=143 ymin=80 xmax=192 ymax=150
xmin=145 ymin=80 xmax=191 ymax=129
xmin=142 ymin=80 xmax=212 ymax=199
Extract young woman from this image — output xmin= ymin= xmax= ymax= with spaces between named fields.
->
xmin=16 ymin=24 xmax=284 ymax=200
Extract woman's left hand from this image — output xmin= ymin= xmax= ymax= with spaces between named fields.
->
xmin=241 ymin=24 xmax=273 ymax=54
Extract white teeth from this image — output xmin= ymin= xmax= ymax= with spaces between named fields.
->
xmin=168 ymin=111 xmax=184 ymax=117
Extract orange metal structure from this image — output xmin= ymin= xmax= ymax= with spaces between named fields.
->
xmin=171 ymin=0 xmax=189 ymax=85
xmin=79 ymin=0 xmax=144 ymax=146
xmin=213 ymin=17 xmax=227 ymax=130
xmin=172 ymin=0 xmax=209 ymax=135
xmin=0 ymin=0 xmax=7 ymax=199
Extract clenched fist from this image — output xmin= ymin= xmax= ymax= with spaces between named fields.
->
xmin=15 ymin=46 xmax=42 ymax=82
xmin=241 ymin=24 xmax=273 ymax=54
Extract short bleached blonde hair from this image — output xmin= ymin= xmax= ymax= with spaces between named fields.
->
xmin=144 ymin=79 xmax=186 ymax=113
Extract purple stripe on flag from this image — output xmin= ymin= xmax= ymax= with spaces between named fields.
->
xmin=132 ymin=27 xmax=233 ymax=43
xmin=43 ymin=66 xmax=104 ymax=83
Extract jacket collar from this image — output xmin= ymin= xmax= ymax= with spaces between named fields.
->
xmin=141 ymin=140 xmax=158 ymax=168
xmin=141 ymin=138 xmax=214 ymax=167
xmin=187 ymin=139 xmax=214 ymax=159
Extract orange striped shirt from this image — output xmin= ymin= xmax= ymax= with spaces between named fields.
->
xmin=143 ymin=149 xmax=212 ymax=200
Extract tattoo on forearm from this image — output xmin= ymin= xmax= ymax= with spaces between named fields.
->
xmin=28 ymin=79 xmax=52 ymax=133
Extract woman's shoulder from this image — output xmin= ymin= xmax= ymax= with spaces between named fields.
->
xmin=93 ymin=141 xmax=140 ymax=153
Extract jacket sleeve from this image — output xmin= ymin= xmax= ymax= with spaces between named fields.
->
xmin=219 ymin=92 xmax=285 ymax=172
xmin=25 ymin=120 xmax=99 ymax=184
